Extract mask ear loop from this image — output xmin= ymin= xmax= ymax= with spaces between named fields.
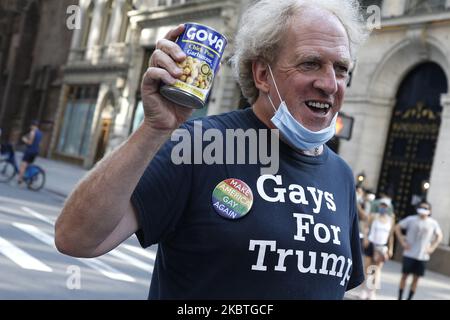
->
xmin=267 ymin=94 xmax=277 ymax=113
xmin=267 ymin=65 xmax=283 ymax=103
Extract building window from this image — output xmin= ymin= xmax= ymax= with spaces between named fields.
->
xmin=405 ymin=0 xmax=447 ymax=15
xmin=58 ymin=85 xmax=99 ymax=157
xmin=118 ymin=0 xmax=132 ymax=43
xmin=157 ymin=0 xmax=193 ymax=6
xmin=80 ymin=2 xmax=94 ymax=48
xmin=131 ymin=100 xmax=144 ymax=132
xmin=98 ymin=0 xmax=113 ymax=46
xmin=358 ymin=0 xmax=383 ymax=8
xmin=131 ymin=47 xmax=154 ymax=134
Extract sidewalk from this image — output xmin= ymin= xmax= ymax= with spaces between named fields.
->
xmin=346 ymin=259 xmax=450 ymax=300
xmin=30 ymin=152 xmax=89 ymax=197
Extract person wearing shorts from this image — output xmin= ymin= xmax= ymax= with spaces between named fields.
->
xmin=395 ymin=201 xmax=443 ymax=300
xmin=360 ymin=199 xmax=394 ymax=300
xmin=17 ymin=120 xmax=42 ymax=184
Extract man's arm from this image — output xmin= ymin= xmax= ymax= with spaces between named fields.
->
xmin=357 ymin=202 xmax=367 ymax=222
xmin=362 ymin=213 xmax=374 ymax=247
xmin=427 ymin=228 xmax=443 ymax=254
xmin=388 ymin=220 xmax=395 ymax=258
xmin=394 ymin=223 xmax=410 ymax=251
xmin=22 ymin=131 xmax=35 ymax=145
xmin=55 ymin=126 xmax=171 ymax=257
xmin=55 ymin=25 xmax=192 ymax=258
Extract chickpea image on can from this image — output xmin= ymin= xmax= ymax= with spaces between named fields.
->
xmin=160 ymin=23 xmax=227 ymax=109
xmin=177 ymin=57 xmax=213 ymax=90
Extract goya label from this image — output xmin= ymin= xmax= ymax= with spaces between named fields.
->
xmin=173 ymin=23 xmax=227 ymax=103
xmin=212 ymin=179 xmax=253 ymax=220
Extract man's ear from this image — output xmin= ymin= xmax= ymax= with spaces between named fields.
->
xmin=252 ymin=60 xmax=270 ymax=94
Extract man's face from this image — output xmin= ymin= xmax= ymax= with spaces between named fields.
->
xmin=269 ymin=7 xmax=351 ymax=132
xmin=379 ymin=203 xmax=388 ymax=214
xmin=417 ymin=203 xmax=431 ymax=217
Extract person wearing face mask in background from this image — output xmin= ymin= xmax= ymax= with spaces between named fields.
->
xmin=356 ymin=187 xmax=368 ymax=241
xmin=359 ymin=199 xmax=395 ymax=299
xmin=364 ymin=190 xmax=376 ymax=214
xmin=395 ymin=201 xmax=443 ymax=300
xmin=371 ymin=191 xmax=395 ymax=217
xmin=55 ymin=0 xmax=369 ymax=299
xmin=356 ymin=187 xmax=373 ymax=253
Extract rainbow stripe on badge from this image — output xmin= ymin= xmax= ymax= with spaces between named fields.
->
xmin=212 ymin=178 xmax=253 ymax=220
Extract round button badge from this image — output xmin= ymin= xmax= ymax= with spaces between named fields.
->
xmin=212 ymin=178 xmax=253 ymax=220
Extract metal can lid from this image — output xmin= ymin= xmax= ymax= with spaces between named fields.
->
xmin=160 ymin=86 xmax=204 ymax=109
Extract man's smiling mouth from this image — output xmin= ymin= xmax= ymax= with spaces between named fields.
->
xmin=305 ymin=100 xmax=332 ymax=115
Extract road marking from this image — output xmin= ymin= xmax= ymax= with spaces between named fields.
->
xmin=21 ymin=206 xmax=55 ymax=225
xmin=0 ymin=236 xmax=52 ymax=272
xmin=12 ymin=222 xmax=135 ymax=283
xmin=17 ymin=207 xmax=154 ymax=273
xmin=0 ymin=205 xmax=55 ymax=226
xmin=77 ymin=258 xmax=135 ymax=283
xmin=121 ymin=244 xmax=156 ymax=261
xmin=108 ymin=249 xmax=153 ymax=272
xmin=0 ymin=195 xmax=60 ymax=212
xmin=0 ymin=205 xmax=26 ymax=217
xmin=12 ymin=223 xmax=55 ymax=247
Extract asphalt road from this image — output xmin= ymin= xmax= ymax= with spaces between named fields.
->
xmin=3 ymin=179 xmax=450 ymax=301
xmin=0 ymin=181 xmax=154 ymax=299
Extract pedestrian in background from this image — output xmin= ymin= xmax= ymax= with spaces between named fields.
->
xmin=356 ymin=186 xmax=368 ymax=238
xmin=371 ymin=191 xmax=395 ymax=217
xmin=395 ymin=201 xmax=443 ymax=300
xmin=17 ymin=120 xmax=42 ymax=184
xmin=360 ymin=198 xmax=395 ymax=299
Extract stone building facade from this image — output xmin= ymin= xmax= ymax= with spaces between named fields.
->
xmin=50 ymin=0 xmax=245 ymax=168
xmin=342 ymin=0 xmax=450 ymax=245
xmin=50 ymin=0 xmax=133 ymax=166
xmin=0 ymin=0 xmax=77 ymax=156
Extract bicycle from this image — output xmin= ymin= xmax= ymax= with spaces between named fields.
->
xmin=0 ymin=144 xmax=46 ymax=191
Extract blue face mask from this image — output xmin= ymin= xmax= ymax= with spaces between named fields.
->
xmin=379 ymin=207 xmax=388 ymax=215
xmin=267 ymin=65 xmax=338 ymax=151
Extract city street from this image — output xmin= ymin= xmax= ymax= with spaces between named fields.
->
xmin=0 ymin=181 xmax=153 ymax=299
xmin=3 ymin=0 xmax=450 ymax=304
xmin=2 ymin=154 xmax=450 ymax=300
xmin=2 ymin=153 xmax=450 ymax=300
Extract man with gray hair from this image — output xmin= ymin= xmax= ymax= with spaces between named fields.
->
xmin=56 ymin=0 xmax=367 ymax=299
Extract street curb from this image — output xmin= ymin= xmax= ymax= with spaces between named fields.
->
xmin=44 ymin=188 xmax=68 ymax=199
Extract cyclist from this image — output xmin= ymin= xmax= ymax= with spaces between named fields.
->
xmin=18 ymin=120 xmax=42 ymax=185
xmin=0 ymin=128 xmax=14 ymax=160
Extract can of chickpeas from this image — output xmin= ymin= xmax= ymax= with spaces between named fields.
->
xmin=160 ymin=23 xmax=228 ymax=109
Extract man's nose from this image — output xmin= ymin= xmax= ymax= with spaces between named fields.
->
xmin=313 ymin=66 xmax=338 ymax=96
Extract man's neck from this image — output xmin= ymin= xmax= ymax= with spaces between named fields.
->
xmin=301 ymin=145 xmax=324 ymax=157
xmin=252 ymin=104 xmax=276 ymax=129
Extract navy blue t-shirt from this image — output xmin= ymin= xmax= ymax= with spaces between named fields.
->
xmin=26 ymin=129 xmax=42 ymax=154
xmin=131 ymin=108 xmax=364 ymax=299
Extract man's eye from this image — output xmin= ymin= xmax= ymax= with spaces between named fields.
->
xmin=300 ymin=62 xmax=319 ymax=69
xmin=335 ymin=65 xmax=349 ymax=75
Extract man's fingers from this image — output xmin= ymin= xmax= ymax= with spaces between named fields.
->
xmin=141 ymin=24 xmax=187 ymax=92
xmin=142 ymin=67 xmax=177 ymax=88
xmin=149 ymin=50 xmax=183 ymax=78
xmin=154 ymin=39 xmax=186 ymax=64
xmin=163 ymin=24 xmax=185 ymax=41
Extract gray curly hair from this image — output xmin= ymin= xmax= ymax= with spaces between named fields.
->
xmin=230 ymin=0 xmax=369 ymax=105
